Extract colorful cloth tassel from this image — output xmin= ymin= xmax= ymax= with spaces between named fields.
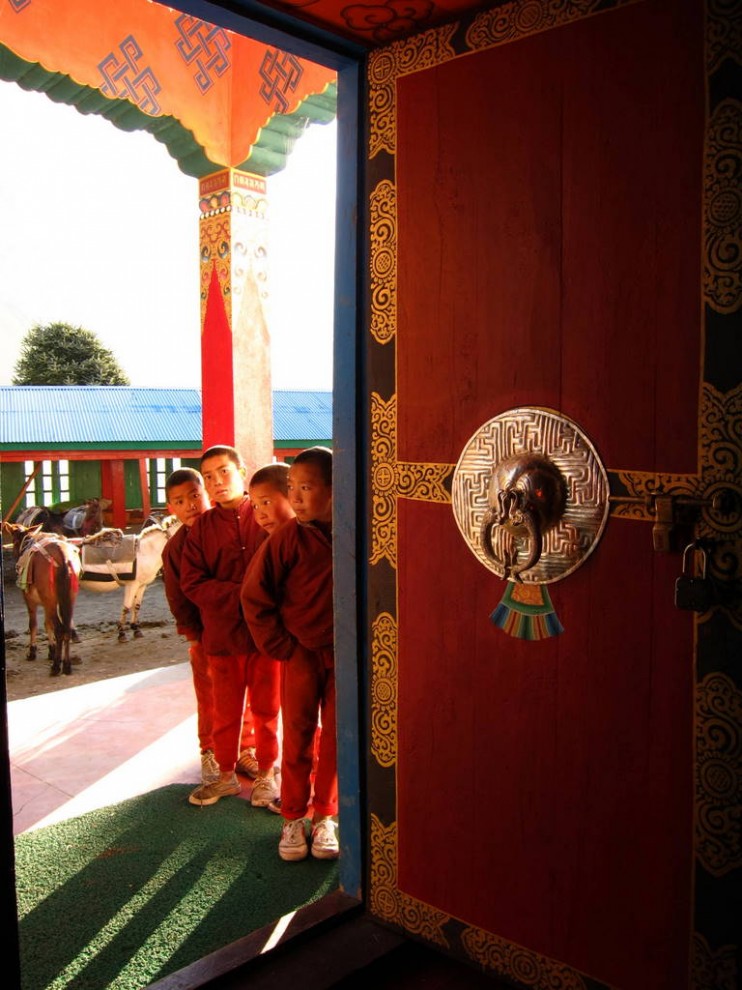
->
xmin=490 ymin=581 xmax=564 ymax=639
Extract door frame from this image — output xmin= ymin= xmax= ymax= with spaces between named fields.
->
xmin=0 ymin=0 xmax=367 ymax=983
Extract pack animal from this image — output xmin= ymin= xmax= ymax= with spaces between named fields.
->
xmin=16 ymin=497 xmax=109 ymax=538
xmin=78 ymin=518 xmax=180 ymax=641
xmin=4 ymin=523 xmax=81 ymax=676
xmin=64 ymin=497 xmax=110 ymax=537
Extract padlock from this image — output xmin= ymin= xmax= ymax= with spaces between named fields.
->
xmin=674 ymin=543 xmax=714 ymax=612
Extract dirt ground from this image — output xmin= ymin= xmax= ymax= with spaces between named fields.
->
xmin=2 ymin=549 xmax=186 ymax=702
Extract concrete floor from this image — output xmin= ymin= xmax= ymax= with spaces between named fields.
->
xmin=8 ymin=661 xmax=233 ymax=835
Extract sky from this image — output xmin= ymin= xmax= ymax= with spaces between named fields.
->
xmin=0 ymin=80 xmax=336 ymax=390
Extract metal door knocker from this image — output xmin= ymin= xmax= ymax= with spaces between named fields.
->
xmin=480 ymin=453 xmax=568 ymax=580
xmin=452 ymin=407 xmax=610 ymax=638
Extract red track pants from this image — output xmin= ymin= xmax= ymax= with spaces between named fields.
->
xmin=280 ymin=644 xmax=337 ymax=820
xmin=188 ymin=642 xmax=256 ymax=754
xmin=206 ymin=652 xmax=280 ymax=773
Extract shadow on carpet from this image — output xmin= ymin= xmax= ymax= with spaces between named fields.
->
xmin=14 ymin=784 xmax=338 ymax=990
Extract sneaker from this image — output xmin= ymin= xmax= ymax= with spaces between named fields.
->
xmin=188 ymin=774 xmax=241 ymax=806
xmin=310 ymin=817 xmax=339 ymax=860
xmin=279 ymin=818 xmax=309 ymax=861
xmin=200 ymin=750 xmax=220 ymax=785
xmin=236 ymin=747 xmax=259 ymax=778
xmin=250 ymin=773 xmax=279 ymax=807
xmin=267 ymin=798 xmax=282 ymax=815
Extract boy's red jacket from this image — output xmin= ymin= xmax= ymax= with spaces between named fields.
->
xmin=161 ymin=522 xmax=202 ymax=642
xmin=240 ymin=517 xmax=333 ymax=661
xmin=180 ymin=497 xmax=266 ymax=656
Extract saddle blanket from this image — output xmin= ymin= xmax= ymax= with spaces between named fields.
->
xmin=16 ymin=535 xmax=81 ymax=591
xmin=80 ymin=530 xmax=137 ymax=581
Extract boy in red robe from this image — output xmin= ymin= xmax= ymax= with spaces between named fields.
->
xmin=248 ymin=462 xmax=296 ymax=535
xmin=161 ymin=467 xmax=257 ymax=787
xmin=180 ymin=446 xmax=281 ymax=809
xmin=241 ymin=446 xmax=338 ymax=861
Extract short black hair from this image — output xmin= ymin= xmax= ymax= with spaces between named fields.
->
xmin=200 ymin=444 xmax=244 ymax=469
xmin=249 ymin=462 xmax=290 ymax=495
xmin=292 ymin=446 xmax=332 ymax=486
xmin=166 ymin=467 xmax=204 ymax=497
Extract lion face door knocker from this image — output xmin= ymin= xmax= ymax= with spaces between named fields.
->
xmin=452 ymin=408 xmax=610 ymax=639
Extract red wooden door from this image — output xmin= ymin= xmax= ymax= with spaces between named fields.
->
xmin=363 ymin=1 xmax=741 ymax=988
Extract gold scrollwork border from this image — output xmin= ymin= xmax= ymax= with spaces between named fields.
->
xmin=368 ymin=26 xmax=457 ymax=160
xmin=370 ymin=180 xmax=397 ymax=344
xmin=370 ymin=392 xmax=398 ymax=567
xmin=704 ymin=98 xmax=742 ymax=314
xmin=691 ymin=930 xmax=739 ymax=990
xmin=371 ymin=611 xmax=398 ymax=768
xmin=616 ymin=382 xmax=742 ymax=628
xmin=397 ymin=462 xmax=452 ymax=501
xmin=370 ymin=813 xmax=450 ymax=945
xmin=465 ymin=0 xmax=641 ymax=53
xmin=370 ymin=391 xmax=452 ymax=569
xmin=613 ymin=472 xmax=702 ymax=515
xmin=707 ymin=0 xmax=742 ymax=75
xmin=696 ymin=672 xmax=742 ymax=878
xmin=461 ymin=926 xmax=590 ymax=990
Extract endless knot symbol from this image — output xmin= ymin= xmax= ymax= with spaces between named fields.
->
xmin=99 ymin=35 xmax=161 ymax=115
xmin=258 ymin=49 xmax=304 ymax=113
xmin=174 ymin=15 xmax=231 ymax=94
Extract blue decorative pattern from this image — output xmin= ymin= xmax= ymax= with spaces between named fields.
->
xmin=7 ymin=0 xmax=32 ymax=11
xmin=174 ymin=14 xmax=231 ymax=94
xmin=99 ymin=35 xmax=161 ymax=115
xmin=258 ymin=48 xmax=303 ymax=113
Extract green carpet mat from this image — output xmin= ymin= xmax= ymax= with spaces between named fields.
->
xmin=14 ymin=785 xmax=339 ymax=990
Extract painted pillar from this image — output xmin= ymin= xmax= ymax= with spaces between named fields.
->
xmin=138 ymin=460 xmax=151 ymax=521
xmin=100 ymin=460 xmax=127 ymax=528
xmin=199 ymin=169 xmax=274 ymax=473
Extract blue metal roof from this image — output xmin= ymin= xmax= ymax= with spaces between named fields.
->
xmin=272 ymin=390 xmax=333 ymax=443
xmin=0 ymin=386 xmax=332 ymax=448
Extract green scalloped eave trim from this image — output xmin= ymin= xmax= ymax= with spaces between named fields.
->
xmin=0 ymin=43 xmax=336 ymax=178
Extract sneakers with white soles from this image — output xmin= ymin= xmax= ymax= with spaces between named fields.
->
xmin=200 ymin=750 xmax=220 ymax=785
xmin=250 ymin=773 xmax=279 ymax=807
xmin=311 ymin=817 xmax=339 ymax=860
xmin=189 ymin=774 xmax=241 ymax=806
xmin=236 ymin=747 xmax=259 ymax=778
xmin=279 ymin=818 xmax=309 ymax=861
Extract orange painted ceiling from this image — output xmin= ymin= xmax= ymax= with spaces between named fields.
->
xmin=0 ymin=0 xmax=338 ymax=176
xmin=221 ymin=0 xmax=490 ymax=48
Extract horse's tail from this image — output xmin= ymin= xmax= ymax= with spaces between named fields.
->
xmin=55 ymin=553 xmax=79 ymax=635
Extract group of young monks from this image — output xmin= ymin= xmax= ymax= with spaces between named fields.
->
xmin=160 ymin=443 xmax=338 ymax=863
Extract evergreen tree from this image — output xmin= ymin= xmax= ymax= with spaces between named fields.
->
xmin=12 ymin=322 xmax=130 ymax=385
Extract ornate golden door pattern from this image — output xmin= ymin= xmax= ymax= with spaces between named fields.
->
xmin=364 ymin=1 xmax=741 ymax=987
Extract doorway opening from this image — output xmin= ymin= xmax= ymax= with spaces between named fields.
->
xmin=0 ymin=1 xmax=361 ymax=985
